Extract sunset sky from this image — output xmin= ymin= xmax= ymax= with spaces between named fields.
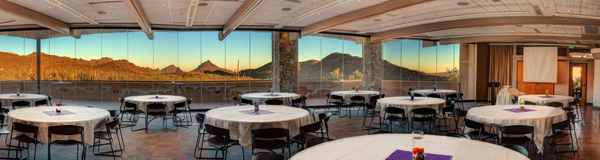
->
xmin=0 ymin=31 xmax=459 ymax=74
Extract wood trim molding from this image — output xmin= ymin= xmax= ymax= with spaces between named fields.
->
xmin=0 ymin=0 xmax=69 ymax=34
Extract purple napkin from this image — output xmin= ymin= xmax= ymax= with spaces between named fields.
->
xmin=10 ymin=95 xmax=26 ymax=97
xmin=240 ymin=110 xmax=274 ymax=116
xmin=263 ymin=94 xmax=280 ymax=96
xmin=385 ymin=150 xmax=452 ymax=160
xmin=401 ymin=98 xmax=423 ymax=101
xmin=503 ymin=108 xmax=536 ymax=113
xmin=42 ymin=110 xmax=76 ymax=116
xmin=349 ymin=91 xmax=361 ymax=93
xmin=538 ymin=96 xmax=554 ymax=98
xmin=147 ymin=97 xmax=167 ymax=99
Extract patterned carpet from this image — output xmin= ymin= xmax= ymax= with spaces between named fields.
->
xmin=0 ymin=102 xmax=595 ymax=160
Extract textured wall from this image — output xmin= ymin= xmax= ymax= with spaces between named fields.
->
xmin=362 ymin=41 xmax=382 ymax=91
xmin=272 ymin=32 xmax=299 ymax=93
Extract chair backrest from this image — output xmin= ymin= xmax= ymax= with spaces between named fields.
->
xmin=318 ymin=112 xmax=332 ymax=122
xmin=369 ymin=95 xmax=381 ymax=100
xmin=187 ymin=98 xmax=193 ymax=105
xmin=306 ymin=138 xmax=334 ymax=148
xmin=330 ymin=95 xmax=344 ymax=100
xmin=107 ymin=110 xmax=119 ymax=118
xmin=459 ymin=92 xmax=464 ymax=99
xmin=325 ymin=93 xmax=331 ymax=100
xmin=12 ymin=122 xmax=39 ymax=138
xmin=566 ymin=112 xmax=576 ymax=122
xmin=367 ymin=97 xmax=378 ymax=107
xmin=196 ymin=113 xmax=205 ymax=133
xmin=546 ymin=102 xmax=563 ymax=108
xmin=568 ymin=101 xmax=578 ymax=107
xmin=412 ymin=108 xmax=436 ymax=116
xmin=0 ymin=115 xmax=4 ymax=129
xmin=446 ymin=94 xmax=458 ymax=100
xmin=455 ymin=108 xmax=468 ymax=117
xmin=265 ymin=99 xmax=284 ymax=105
xmin=372 ymin=130 xmax=392 ymax=134
xmin=384 ymin=107 xmax=405 ymax=115
xmin=119 ymin=98 xmax=124 ymax=104
xmin=291 ymin=98 xmax=303 ymax=107
xmin=301 ymin=96 xmax=308 ymax=105
xmin=523 ymin=101 xmax=536 ymax=105
xmin=35 ymin=99 xmax=48 ymax=106
xmin=349 ymin=96 xmax=365 ymax=103
xmin=48 ymin=96 xmax=53 ymax=105
xmin=500 ymin=125 xmax=534 ymax=135
xmin=124 ymin=101 xmax=137 ymax=108
xmin=506 ymin=145 xmax=528 ymax=157
xmin=174 ymin=101 xmax=186 ymax=108
xmin=463 ymin=119 xmax=485 ymax=130
xmin=232 ymin=96 xmax=239 ymax=105
xmin=551 ymin=119 xmax=571 ymax=131
xmin=381 ymin=94 xmax=386 ymax=98
xmin=12 ymin=101 xmax=30 ymax=107
xmin=252 ymin=128 xmax=289 ymax=139
xmin=299 ymin=120 xmax=322 ymax=135
xmin=427 ymin=94 xmax=441 ymax=98
xmin=204 ymin=124 xmax=230 ymax=137
xmin=105 ymin=119 xmax=119 ymax=131
xmin=240 ymin=98 xmax=253 ymax=105
xmin=146 ymin=103 xmax=167 ymax=114
xmin=48 ymin=125 xmax=84 ymax=136
xmin=250 ymin=152 xmax=284 ymax=160
xmin=412 ymin=93 xmax=423 ymax=97
xmin=443 ymin=133 xmax=467 ymax=139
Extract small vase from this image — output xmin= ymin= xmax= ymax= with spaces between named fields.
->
xmin=411 ymin=96 xmax=414 ymax=100
xmin=254 ymin=107 xmax=259 ymax=112
xmin=520 ymin=105 xmax=525 ymax=111
xmin=56 ymin=107 xmax=61 ymax=113
xmin=155 ymin=95 xmax=159 ymax=98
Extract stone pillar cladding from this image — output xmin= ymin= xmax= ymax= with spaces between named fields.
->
xmin=362 ymin=40 xmax=383 ymax=92
xmin=271 ymin=32 xmax=299 ymax=93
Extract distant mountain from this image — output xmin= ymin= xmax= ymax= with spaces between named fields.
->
xmin=299 ymin=60 xmax=319 ymax=70
xmin=161 ymin=64 xmax=183 ymax=73
xmin=192 ymin=60 xmax=234 ymax=75
xmin=240 ymin=62 xmax=272 ymax=79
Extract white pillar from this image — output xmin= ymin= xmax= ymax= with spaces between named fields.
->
xmin=592 ymin=49 xmax=600 ymax=107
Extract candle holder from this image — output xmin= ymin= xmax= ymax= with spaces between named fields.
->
xmin=412 ymin=130 xmax=425 ymax=160
xmin=433 ymin=85 xmax=437 ymax=91
xmin=519 ymin=101 xmax=525 ymax=111
xmin=254 ymin=103 xmax=260 ymax=112
xmin=155 ymin=90 xmax=159 ymax=98
xmin=56 ymin=103 xmax=62 ymax=113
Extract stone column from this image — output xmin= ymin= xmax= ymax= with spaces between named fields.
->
xmin=272 ymin=32 xmax=299 ymax=93
xmin=362 ymin=40 xmax=382 ymax=91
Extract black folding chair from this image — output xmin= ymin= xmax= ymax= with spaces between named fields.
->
xmin=383 ymin=107 xmax=408 ymax=133
xmin=12 ymin=101 xmax=30 ymax=109
xmin=363 ymin=97 xmax=382 ymax=134
xmin=119 ymin=99 xmax=140 ymax=130
xmin=499 ymin=125 xmax=535 ymax=159
xmin=34 ymin=99 xmax=48 ymax=106
xmin=200 ymin=124 xmax=245 ymax=160
xmin=8 ymin=122 xmax=41 ymax=159
xmin=410 ymin=108 xmax=437 ymax=134
xmin=232 ymin=96 xmax=240 ymax=106
xmin=306 ymin=137 xmax=334 ymax=148
xmin=250 ymin=152 xmax=284 ymax=160
xmin=251 ymin=128 xmax=290 ymax=157
xmin=92 ymin=119 xmax=124 ymax=159
xmin=315 ymin=113 xmax=331 ymax=138
xmin=348 ymin=96 xmax=366 ymax=118
xmin=291 ymin=120 xmax=322 ymax=150
xmin=545 ymin=119 xmax=578 ymax=159
xmin=426 ymin=94 xmax=442 ymax=98
xmin=48 ymin=125 xmax=86 ymax=160
xmin=265 ymin=99 xmax=284 ymax=105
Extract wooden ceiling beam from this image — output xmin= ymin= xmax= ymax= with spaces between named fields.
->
xmin=0 ymin=0 xmax=70 ymax=35
xmin=372 ymin=16 xmax=600 ymax=42
xmin=123 ymin=0 xmax=153 ymax=39
xmin=301 ymin=0 xmax=433 ymax=36
xmin=439 ymin=34 xmax=593 ymax=45
xmin=219 ymin=0 xmax=266 ymax=41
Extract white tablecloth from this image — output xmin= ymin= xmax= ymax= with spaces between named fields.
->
xmin=331 ymin=90 xmax=380 ymax=101
xmin=122 ymin=95 xmax=187 ymax=113
xmin=376 ymin=96 xmax=446 ymax=117
xmin=466 ymin=105 xmax=567 ymax=152
xmin=290 ymin=134 xmax=529 ymax=160
xmin=6 ymin=106 xmax=111 ymax=145
xmin=240 ymin=93 xmax=300 ymax=106
xmin=412 ymin=89 xmax=457 ymax=99
xmin=204 ymin=105 xmax=311 ymax=149
xmin=0 ymin=93 xmax=48 ymax=107
xmin=518 ymin=95 xmax=574 ymax=107
xmin=496 ymin=86 xmax=513 ymax=105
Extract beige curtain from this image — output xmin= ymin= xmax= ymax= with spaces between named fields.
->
xmin=488 ymin=45 xmax=514 ymax=100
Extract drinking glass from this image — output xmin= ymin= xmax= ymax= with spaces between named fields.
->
xmin=412 ymin=130 xmax=424 ymax=160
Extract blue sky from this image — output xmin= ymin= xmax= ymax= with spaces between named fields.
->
xmin=0 ymin=31 xmax=458 ymax=73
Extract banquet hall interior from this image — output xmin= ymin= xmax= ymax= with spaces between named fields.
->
xmin=0 ymin=0 xmax=598 ymax=159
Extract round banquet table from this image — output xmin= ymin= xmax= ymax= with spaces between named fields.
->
xmin=289 ymin=134 xmax=529 ymax=160
xmin=0 ymin=93 xmax=48 ymax=107
xmin=240 ymin=92 xmax=300 ymax=106
xmin=330 ymin=90 xmax=380 ymax=101
xmin=123 ymin=95 xmax=187 ymax=113
xmin=518 ymin=95 xmax=573 ymax=107
xmin=6 ymin=106 xmax=111 ymax=145
xmin=412 ymin=89 xmax=457 ymax=99
xmin=466 ymin=105 xmax=567 ymax=152
xmin=204 ymin=105 xmax=311 ymax=149
xmin=375 ymin=96 xmax=446 ymax=117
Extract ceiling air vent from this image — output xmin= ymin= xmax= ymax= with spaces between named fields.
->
xmin=533 ymin=28 xmax=542 ymax=33
xmin=585 ymin=26 xmax=599 ymax=35
xmin=531 ymin=5 xmax=543 ymax=16
xmin=88 ymin=1 xmax=122 ymax=5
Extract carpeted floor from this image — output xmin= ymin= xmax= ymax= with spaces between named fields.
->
xmin=0 ymin=102 xmax=596 ymax=160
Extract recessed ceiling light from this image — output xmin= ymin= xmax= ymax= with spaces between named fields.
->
xmin=374 ymin=19 xmax=382 ymax=21
xmin=123 ymin=20 xmax=126 ymax=22
xmin=98 ymin=11 xmax=107 ymax=15
xmin=358 ymin=0 xmax=361 ymax=1
xmin=109 ymin=6 xmax=113 ymax=8
xmin=469 ymin=32 xmax=472 ymax=34
xmin=317 ymin=12 xmax=320 ymax=14
xmin=213 ymin=10 xmax=217 ymax=12
xmin=282 ymin=8 xmax=292 ymax=11
xmin=457 ymin=2 xmax=469 ymax=6
xmin=162 ymin=3 xmax=167 ymax=6
xmin=76 ymin=19 xmax=78 ymax=20
xmin=558 ymin=31 xmax=560 ymax=33
xmin=198 ymin=3 xmax=208 ymax=7
xmin=262 ymin=12 xmax=266 ymax=14
xmin=511 ymin=30 xmax=514 ymax=32
xmin=167 ymin=19 xmax=170 ymax=21
xmin=48 ymin=6 xmax=52 ymax=8
xmin=567 ymin=9 xmax=571 ymax=12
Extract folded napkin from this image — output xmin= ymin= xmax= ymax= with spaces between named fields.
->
xmin=240 ymin=110 xmax=274 ymax=116
xmin=263 ymin=94 xmax=280 ymax=96
xmin=538 ymin=96 xmax=554 ymax=98
xmin=386 ymin=150 xmax=452 ymax=160
xmin=401 ymin=98 xmax=423 ymax=102
xmin=43 ymin=110 xmax=76 ymax=116
xmin=503 ymin=108 xmax=536 ymax=113
xmin=147 ymin=97 xmax=167 ymax=99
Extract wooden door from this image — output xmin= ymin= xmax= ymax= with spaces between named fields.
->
xmin=517 ymin=61 xmax=555 ymax=95
xmin=570 ymin=63 xmax=587 ymax=104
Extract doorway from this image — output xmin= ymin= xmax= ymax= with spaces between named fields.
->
xmin=570 ymin=63 xmax=587 ymax=104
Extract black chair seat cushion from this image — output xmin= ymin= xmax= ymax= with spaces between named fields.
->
xmin=206 ymin=136 xmax=239 ymax=147
xmin=51 ymin=140 xmax=82 ymax=145
xmin=253 ymin=139 xmax=287 ymax=150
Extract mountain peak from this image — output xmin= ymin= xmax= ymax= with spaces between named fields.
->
xmin=193 ymin=60 xmax=222 ymax=72
xmin=161 ymin=64 xmax=183 ymax=73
